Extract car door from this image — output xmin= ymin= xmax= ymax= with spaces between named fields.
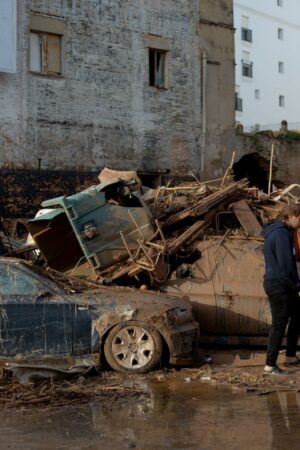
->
xmin=0 ymin=261 xmax=74 ymax=359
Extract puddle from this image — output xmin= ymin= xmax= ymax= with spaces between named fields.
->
xmin=1 ymin=377 xmax=300 ymax=449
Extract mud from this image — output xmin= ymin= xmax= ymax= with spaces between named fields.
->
xmin=1 ymin=357 xmax=300 ymax=449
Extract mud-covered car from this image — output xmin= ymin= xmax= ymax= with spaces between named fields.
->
xmin=166 ymin=238 xmax=270 ymax=345
xmin=0 ymin=258 xmax=199 ymax=376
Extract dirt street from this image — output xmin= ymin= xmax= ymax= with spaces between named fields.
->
xmin=1 ymin=351 xmax=300 ymax=449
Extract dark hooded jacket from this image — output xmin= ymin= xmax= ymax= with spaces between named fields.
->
xmin=262 ymin=220 xmax=299 ymax=291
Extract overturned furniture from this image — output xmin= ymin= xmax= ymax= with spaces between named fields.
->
xmin=27 ymin=179 xmax=154 ymax=279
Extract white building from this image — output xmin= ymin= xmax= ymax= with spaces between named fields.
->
xmin=234 ymin=0 xmax=300 ymax=131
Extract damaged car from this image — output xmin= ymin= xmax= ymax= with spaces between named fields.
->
xmin=0 ymin=258 xmax=199 ymax=377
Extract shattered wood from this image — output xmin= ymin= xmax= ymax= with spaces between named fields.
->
xmin=1 ymin=174 xmax=291 ymax=289
xmin=0 ymin=375 xmax=145 ymax=409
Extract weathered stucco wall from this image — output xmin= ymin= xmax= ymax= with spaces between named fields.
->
xmin=0 ymin=0 xmax=203 ymax=173
xmin=236 ymin=134 xmax=300 ymax=186
xmin=199 ymin=0 xmax=236 ymax=179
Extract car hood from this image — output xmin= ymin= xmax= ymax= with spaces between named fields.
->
xmin=70 ymin=286 xmax=192 ymax=313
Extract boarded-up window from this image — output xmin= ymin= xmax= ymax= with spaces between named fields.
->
xmin=149 ymin=49 xmax=168 ymax=88
xmin=30 ymin=31 xmax=62 ymax=75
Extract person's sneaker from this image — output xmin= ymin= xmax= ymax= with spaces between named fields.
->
xmin=284 ymin=356 xmax=300 ymax=366
xmin=263 ymin=365 xmax=286 ymax=375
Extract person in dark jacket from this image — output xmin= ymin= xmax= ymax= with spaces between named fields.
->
xmin=262 ymin=203 xmax=300 ymax=375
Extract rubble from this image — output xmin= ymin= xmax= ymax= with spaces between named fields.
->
xmin=0 ymin=373 xmax=145 ymax=409
xmin=1 ymin=173 xmax=297 ymax=288
xmin=1 ymin=169 xmax=299 ymax=349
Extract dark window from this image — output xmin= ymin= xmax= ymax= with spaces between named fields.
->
xmin=241 ymin=28 xmax=252 ymax=42
xmin=279 ymin=95 xmax=285 ymax=107
xmin=242 ymin=60 xmax=253 ymax=78
xmin=149 ymin=49 xmax=167 ymax=88
xmin=235 ymin=93 xmax=243 ymax=112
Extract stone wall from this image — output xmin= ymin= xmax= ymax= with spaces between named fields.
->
xmin=235 ymin=134 xmax=300 ymax=187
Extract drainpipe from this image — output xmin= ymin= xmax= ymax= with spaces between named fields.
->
xmin=201 ymin=49 xmax=207 ymax=173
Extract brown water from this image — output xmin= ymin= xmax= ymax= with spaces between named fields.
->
xmin=1 ymin=377 xmax=300 ymax=450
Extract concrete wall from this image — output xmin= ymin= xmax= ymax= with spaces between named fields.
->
xmin=234 ymin=0 xmax=300 ymax=131
xmin=0 ymin=0 xmax=203 ymax=173
xmin=199 ymin=0 xmax=236 ymax=178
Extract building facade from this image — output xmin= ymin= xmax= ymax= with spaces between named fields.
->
xmin=0 ymin=0 xmax=235 ymax=180
xmin=234 ymin=0 xmax=300 ymax=131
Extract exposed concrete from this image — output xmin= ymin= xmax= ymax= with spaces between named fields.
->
xmin=199 ymin=0 xmax=236 ymax=179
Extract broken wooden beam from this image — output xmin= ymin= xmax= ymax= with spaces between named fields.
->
xmin=163 ymin=179 xmax=248 ymax=228
xmin=232 ymin=200 xmax=262 ymax=236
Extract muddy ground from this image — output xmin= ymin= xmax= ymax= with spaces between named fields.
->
xmin=1 ymin=350 xmax=300 ymax=449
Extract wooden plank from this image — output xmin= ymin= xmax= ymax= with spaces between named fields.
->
xmin=232 ymin=199 xmax=262 ymax=236
xmin=163 ymin=179 xmax=248 ymax=228
xmin=168 ymin=220 xmax=206 ymax=254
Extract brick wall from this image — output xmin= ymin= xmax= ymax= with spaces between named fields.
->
xmin=0 ymin=169 xmax=98 ymax=218
xmin=0 ymin=0 xmax=203 ymax=173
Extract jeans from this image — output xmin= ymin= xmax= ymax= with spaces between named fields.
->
xmin=264 ymin=279 xmax=300 ymax=367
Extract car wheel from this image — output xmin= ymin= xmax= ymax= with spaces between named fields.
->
xmin=104 ymin=321 xmax=163 ymax=373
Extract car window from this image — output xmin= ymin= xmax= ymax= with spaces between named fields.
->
xmin=0 ymin=263 xmax=44 ymax=296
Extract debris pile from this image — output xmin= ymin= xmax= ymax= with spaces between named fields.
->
xmin=1 ymin=173 xmax=298 ymax=289
xmin=0 ymin=374 xmax=145 ymax=409
xmin=93 ymin=176 xmax=296 ymax=287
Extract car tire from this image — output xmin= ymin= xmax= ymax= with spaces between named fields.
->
xmin=104 ymin=321 xmax=163 ymax=373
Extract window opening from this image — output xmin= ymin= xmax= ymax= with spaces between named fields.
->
xmin=149 ymin=49 xmax=167 ymax=88
xmin=242 ymin=60 xmax=253 ymax=78
xmin=235 ymin=93 xmax=243 ymax=111
xmin=30 ymin=31 xmax=62 ymax=75
xmin=241 ymin=28 xmax=252 ymax=42
xmin=278 ymin=28 xmax=284 ymax=40
xmin=278 ymin=61 xmax=284 ymax=73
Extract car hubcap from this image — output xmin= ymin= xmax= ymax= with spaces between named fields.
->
xmin=112 ymin=326 xmax=155 ymax=369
